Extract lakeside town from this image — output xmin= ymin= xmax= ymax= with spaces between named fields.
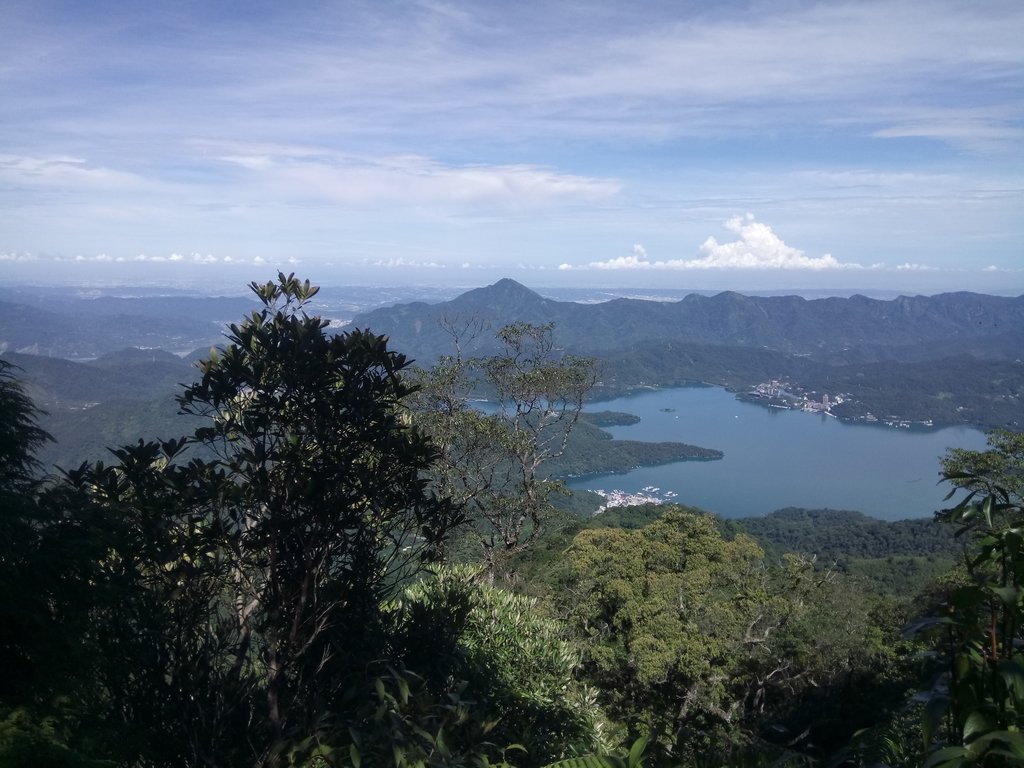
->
xmin=740 ymin=379 xmax=935 ymax=429
xmin=591 ymin=486 xmax=680 ymax=514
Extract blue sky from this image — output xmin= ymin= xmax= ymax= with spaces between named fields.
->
xmin=1 ymin=0 xmax=1022 ymax=293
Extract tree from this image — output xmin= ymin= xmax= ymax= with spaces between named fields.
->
xmin=0 ymin=360 xmax=50 ymax=491
xmin=414 ymin=321 xmax=596 ymax=578
xmin=0 ymin=361 xmax=132 ymax=766
xmin=942 ymin=429 xmax=1024 ymax=504
xmin=62 ymin=273 xmax=462 ymax=765
xmin=563 ymin=506 xmax=767 ymax=759
xmin=909 ymin=431 xmax=1024 ymax=766
xmin=561 ymin=505 xmax=906 ymax=764
xmin=392 ymin=566 xmax=611 ymax=767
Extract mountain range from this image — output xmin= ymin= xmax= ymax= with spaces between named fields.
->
xmin=3 ymin=279 xmax=1023 ymax=468
xmin=352 ymin=278 xmax=1024 ymax=364
xmin=352 ymin=279 xmax=1024 ymax=429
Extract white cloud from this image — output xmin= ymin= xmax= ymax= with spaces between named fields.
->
xmin=867 ymin=106 xmax=1024 ymax=153
xmin=2 ymin=3 xmax=1021 ymax=280
xmin=11 ymin=1 xmax=1024 ymax=153
xmin=216 ymin=148 xmax=619 ymax=208
xmin=694 ymin=215 xmax=851 ymax=270
xmin=569 ymin=216 xmax=864 ymax=272
xmin=571 ymin=244 xmax=657 ymax=271
xmin=371 ymin=257 xmax=446 ymax=269
xmin=0 ymin=154 xmax=144 ymax=189
xmin=983 ymin=264 xmax=1024 ymax=273
xmin=0 ymin=252 xmax=36 ymax=262
xmin=43 ymin=251 xmax=276 ymax=266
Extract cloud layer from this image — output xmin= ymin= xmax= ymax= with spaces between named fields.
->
xmin=1 ymin=1 xmax=1022 ymax=288
xmin=213 ymin=146 xmax=619 ymax=207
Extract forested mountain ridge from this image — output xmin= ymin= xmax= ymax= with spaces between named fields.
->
xmin=734 ymin=506 xmax=962 ymax=562
xmin=354 ymin=280 xmax=1024 ymax=429
xmin=4 ymin=347 xmax=722 ymax=476
xmin=4 ymin=349 xmax=199 ymax=407
xmin=0 ymin=284 xmax=459 ymax=359
xmin=352 ymin=279 xmax=1024 ymax=364
xmin=2 ymin=350 xmax=206 ymax=469
xmin=4 ymin=278 xmax=1022 ymax=469
xmin=0 ymin=298 xmax=235 ymax=358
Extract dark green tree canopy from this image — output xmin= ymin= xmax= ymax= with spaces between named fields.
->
xmin=941 ymin=428 xmax=1024 ymax=505
xmin=0 ymin=360 xmax=51 ymax=489
xmin=55 ymin=273 xmax=464 ymax=765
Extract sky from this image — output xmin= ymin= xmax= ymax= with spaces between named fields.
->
xmin=1 ymin=0 xmax=1023 ymax=294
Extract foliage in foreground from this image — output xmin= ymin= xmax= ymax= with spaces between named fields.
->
xmin=412 ymin=320 xmax=596 ymax=579
xmin=3 ymin=274 xmax=1024 ymax=768
xmin=2 ymin=275 xmax=463 ymax=766
xmin=395 ymin=567 xmax=611 ymax=766
xmin=908 ymin=453 xmax=1024 ymax=766
xmin=560 ymin=506 xmax=916 ymax=763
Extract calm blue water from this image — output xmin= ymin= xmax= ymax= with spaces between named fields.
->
xmin=568 ymin=387 xmax=990 ymax=520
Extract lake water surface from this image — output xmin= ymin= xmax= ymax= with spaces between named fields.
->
xmin=568 ymin=387 xmax=990 ymax=520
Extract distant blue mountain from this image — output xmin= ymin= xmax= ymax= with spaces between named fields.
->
xmin=352 ymin=278 xmax=1024 ymax=364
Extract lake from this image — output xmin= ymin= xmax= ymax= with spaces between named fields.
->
xmin=568 ymin=387 xmax=990 ymax=520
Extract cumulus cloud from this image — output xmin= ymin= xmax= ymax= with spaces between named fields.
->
xmin=0 ymin=252 xmax=37 ymax=262
xmin=565 ymin=215 xmax=864 ymax=272
xmin=694 ymin=215 xmax=851 ymax=270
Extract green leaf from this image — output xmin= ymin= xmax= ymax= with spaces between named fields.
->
xmin=923 ymin=693 xmax=950 ymax=749
xmin=962 ymin=709 xmax=995 ymax=742
xmin=997 ymin=658 xmax=1024 ymax=700
xmin=627 ymin=735 xmax=648 ymax=768
xmin=923 ymin=745 xmax=969 ymax=768
xmin=966 ymin=730 xmax=1024 ymax=759
xmin=991 ymin=585 xmax=1024 ymax=607
xmin=542 ymin=757 xmax=627 ymax=768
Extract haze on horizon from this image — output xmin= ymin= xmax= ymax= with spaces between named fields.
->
xmin=2 ymin=0 xmax=1022 ymax=295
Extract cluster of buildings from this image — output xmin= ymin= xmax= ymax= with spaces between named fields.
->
xmin=747 ymin=379 xmax=844 ymax=415
xmin=748 ymin=379 xmax=935 ymax=429
xmin=591 ymin=486 xmax=678 ymax=514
